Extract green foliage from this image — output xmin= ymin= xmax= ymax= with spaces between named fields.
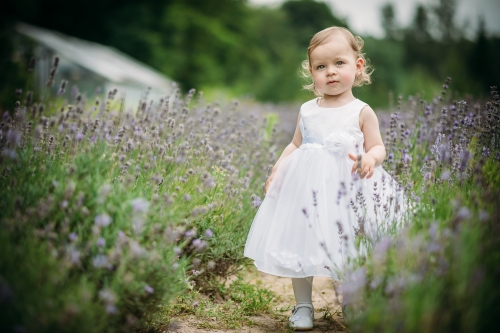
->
xmin=0 ymin=140 xmax=188 ymax=332
xmin=0 ymin=82 xmax=276 ymax=332
xmin=341 ymin=87 xmax=500 ymax=333
xmin=2 ymin=0 xmax=499 ymax=108
xmin=146 ymin=274 xmax=275 ymax=330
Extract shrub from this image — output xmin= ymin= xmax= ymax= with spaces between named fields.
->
xmin=0 ymin=76 xmax=275 ymax=331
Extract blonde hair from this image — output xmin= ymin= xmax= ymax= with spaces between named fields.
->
xmin=300 ymin=26 xmax=374 ymax=96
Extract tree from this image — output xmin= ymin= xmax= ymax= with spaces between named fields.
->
xmin=412 ymin=4 xmax=432 ymax=42
xmin=468 ymin=17 xmax=492 ymax=88
xmin=381 ymin=3 xmax=399 ymax=40
xmin=281 ymin=0 xmax=347 ymax=49
xmin=434 ymin=0 xmax=458 ymax=42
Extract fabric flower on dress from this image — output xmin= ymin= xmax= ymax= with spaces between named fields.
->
xmin=322 ymin=131 xmax=355 ymax=155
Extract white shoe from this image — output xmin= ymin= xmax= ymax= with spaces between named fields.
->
xmin=289 ymin=303 xmax=314 ymax=331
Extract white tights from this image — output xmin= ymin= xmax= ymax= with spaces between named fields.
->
xmin=292 ymin=277 xmax=314 ymax=317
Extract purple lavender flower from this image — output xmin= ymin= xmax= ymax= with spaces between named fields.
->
xmin=192 ymin=238 xmax=207 ymax=251
xmin=205 ymin=229 xmax=214 ymax=238
xmin=341 ymin=267 xmax=366 ymax=305
xmin=144 ymin=285 xmax=154 ymax=294
xmin=7 ymin=130 xmax=22 ymax=146
xmin=457 ymin=207 xmax=471 ymax=220
xmin=95 ymin=213 xmax=112 ymax=227
xmin=251 ymin=194 xmax=262 ymax=208
xmin=93 ymin=255 xmax=109 ymax=268
xmin=130 ymin=198 xmax=150 ymax=214
xmin=185 ymin=229 xmax=196 ymax=238
xmin=192 ymin=238 xmax=202 ymax=247
xmin=373 ymin=236 xmax=392 ymax=262
xmin=68 ymin=249 xmax=81 ymax=265
xmin=129 ymin=241 xmax=146 ymax=258
xmin=97 ymin=238 xmax=105 ymax=247
xmin=105 ymin=304 xmax=118 ymax=314
xmin=69 ymin=232 xmax=78 ymax=242
xmin=440 ymin=170 xmax=451 ymax=181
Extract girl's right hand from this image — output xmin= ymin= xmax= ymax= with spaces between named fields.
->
xmin=264 ymin=173 xmax=275 ymax=194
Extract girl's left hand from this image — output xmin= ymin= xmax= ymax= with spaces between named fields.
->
xmin=348 ymin=153 xmax=376 ymax=179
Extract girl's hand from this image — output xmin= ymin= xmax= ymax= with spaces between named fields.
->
xmin=264 ymin=173 xmax=275 ymax=194
xmin=348 ymin=153 xmax=376 ymax=179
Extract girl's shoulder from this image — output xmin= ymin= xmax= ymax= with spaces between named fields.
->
xmin=299 ymin=97 xmax=320 ymax=111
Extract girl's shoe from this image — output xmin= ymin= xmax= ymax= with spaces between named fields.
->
xmin=289 ymin=303 xmax=314 ymax=331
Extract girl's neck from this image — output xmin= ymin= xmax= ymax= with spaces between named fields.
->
xmin=318 ymin=90 xmax=355 ymax=108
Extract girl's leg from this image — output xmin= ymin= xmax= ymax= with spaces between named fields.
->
xmin=292 ymin=277 xmax=314 ymax=316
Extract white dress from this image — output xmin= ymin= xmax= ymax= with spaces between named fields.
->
xmin=244 ymin=97 xmax=406 ymax=279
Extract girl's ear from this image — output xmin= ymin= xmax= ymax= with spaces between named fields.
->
xmin=356 ymin=57 xmax=365 ymax=76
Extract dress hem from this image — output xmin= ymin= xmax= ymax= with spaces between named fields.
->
xmin=251 ymin=260 xmax=337 ymax=279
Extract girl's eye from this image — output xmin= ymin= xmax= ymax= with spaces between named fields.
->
xmin=336 ymin=61 xmax=344 ymax=65
xmin=317 ymin=65 xmax=325 ymax=70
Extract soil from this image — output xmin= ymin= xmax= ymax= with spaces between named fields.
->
xmin=164 ymin=267 xmax=347 ymax=333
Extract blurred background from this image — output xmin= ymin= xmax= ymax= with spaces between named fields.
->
xmin=1 ymin=0 xmax=499 ymax=110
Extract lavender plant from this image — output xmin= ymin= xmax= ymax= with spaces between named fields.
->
xmin=339 ymin=83 xmax=500 ymax=332
xmin=0 ymin=62 xmax=278 ymax=332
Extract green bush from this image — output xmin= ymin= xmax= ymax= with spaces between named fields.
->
xmin=340 ymin=84 xmax=500 ymax=333
xmin=0 ymin=82 xmax=275 ymax=332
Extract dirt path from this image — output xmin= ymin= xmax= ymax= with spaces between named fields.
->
xmin=165 ymin=267 xmax=347 ymax=332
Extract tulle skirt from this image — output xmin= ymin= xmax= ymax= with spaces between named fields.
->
xmin=244 ymin=144 xmax=406 ymax=279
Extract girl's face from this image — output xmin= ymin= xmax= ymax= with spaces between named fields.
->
xmin=309 ymin=34 xmax=364 ymax=99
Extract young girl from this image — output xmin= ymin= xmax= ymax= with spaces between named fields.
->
xmin=244 ymin=27 xmax=405 ymax=330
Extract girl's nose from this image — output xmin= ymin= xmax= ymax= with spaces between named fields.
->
xmin=327 ymin=66 xmax=337 ymax=75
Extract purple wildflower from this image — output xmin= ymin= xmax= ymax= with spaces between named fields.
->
xmin=205 ymin=229 xmax=214 ymax=238
xmin=251 ymin=194 xmax=262 ymax=208
xmin=144 ymin=285 xmax=154 ymax=294
xmin=95 ymin=213 xmax=112 ymax=227
xmin=93 ymin=255 xmax=109 ymax=268
xmin=97 ymin=238 xmax=105 ymax=247
xmin=440 ymin=170 xmax=451 ymax=181
xmin=130 ymin=198 xmax=149 ymax=214
xmin=192 ymin=238 xmax=207 ymax=251
xmin=457 ymin=207 xmax=471 ymax=220
xmin=105 ymin=304 xmax=118 ymax=314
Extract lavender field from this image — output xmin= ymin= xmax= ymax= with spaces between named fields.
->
xmin=0 ymin=58 xmax=499 ymax=333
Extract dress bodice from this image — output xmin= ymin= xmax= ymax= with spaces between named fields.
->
xmin=299 ymin=98 xmax=367 ymax=155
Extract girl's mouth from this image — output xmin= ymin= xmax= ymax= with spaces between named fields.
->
xmin=327 ymin=81 xmax=338 ymax=84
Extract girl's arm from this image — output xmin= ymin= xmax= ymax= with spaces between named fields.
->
xmin=348 ymin=105 xmax=386 ymax=179
xmin=264 ymin=112 xmax=303 ymax=193
xmin=272 ymin=112 xmax=303 ymax=172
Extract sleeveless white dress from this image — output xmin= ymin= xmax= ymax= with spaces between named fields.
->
xmin=244 ymin=97 xmax=406 ymax=279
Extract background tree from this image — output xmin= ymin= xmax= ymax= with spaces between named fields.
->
xmin=281 ymin=0 xmax=347 ymax=49
xmin=434 ymin=0 xmax=459 ymax=42
xmin=412 ymin=4 xmax=432 ymax=42
xmin=381 ymin=3 xmax=400 ymax=40
xmin=0 ymin=0 xmax=498 ymax=109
